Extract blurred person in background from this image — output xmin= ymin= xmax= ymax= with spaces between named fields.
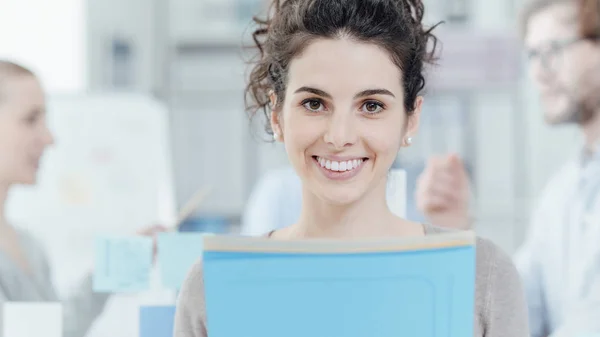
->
xmin=415 ymin=0 xmax=600 ymax=336
xmin=0 ymin=60 xmax=166 ymax=337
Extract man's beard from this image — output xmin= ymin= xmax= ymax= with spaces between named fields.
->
xmin=555 ymin=101 xmax=596 ymax=125
xmin=546 ymin=85 xmax=599 ymax=126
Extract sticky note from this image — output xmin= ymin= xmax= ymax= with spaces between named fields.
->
xmin=157 ymin=233 xmax=204 ymax=289
xmin=4 ymin=302 xmax=62 ymax=337
xmin=93 ymin=236 xmax=153 ymax=292
xmin=139 ymin=306 xmax=176 ymax=337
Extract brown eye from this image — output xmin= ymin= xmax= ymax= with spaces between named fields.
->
xmin=303 ymin=99 xmax=325 ymax=112
xmin=362 ymin=101 xmax=384 ymax=114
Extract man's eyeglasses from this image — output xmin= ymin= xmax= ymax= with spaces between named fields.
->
xmin=526 ymin=37 xmax=587 ymax=71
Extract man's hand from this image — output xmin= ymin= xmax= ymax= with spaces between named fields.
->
xmin=415 ymin=153 xmax=472 ymax=229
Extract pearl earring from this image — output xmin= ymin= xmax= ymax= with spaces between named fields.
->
xmin=273 ymin=133 xmax=279 ymax=141
xmin=406 ymin=137 xmax=413 ymax=145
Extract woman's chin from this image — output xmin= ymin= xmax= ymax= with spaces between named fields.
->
xmin=14 ymin=173 xmax=38 ymax=185
xmin=316 ymin=187 xmax=365 ymax=206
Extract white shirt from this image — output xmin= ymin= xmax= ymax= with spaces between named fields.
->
xmin=515 ymin=149 xmax=600 ymax=337
xmin=241 ymin=167 xmax=302 ymax=236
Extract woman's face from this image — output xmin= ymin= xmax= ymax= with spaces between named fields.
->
xmin=0 ymin=75 xmax=54 ymax=186
xmin=272 ymin=38 xmax=421 ymax=206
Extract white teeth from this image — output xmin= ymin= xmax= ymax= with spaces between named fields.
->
xmin=316 ymin=157 xmax=364 ymax=172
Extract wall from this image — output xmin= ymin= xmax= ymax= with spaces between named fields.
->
xmin=86 ymin=0 xmax=160 ymax=92
xmin=0 ymin=0 xmax=86 ymax=93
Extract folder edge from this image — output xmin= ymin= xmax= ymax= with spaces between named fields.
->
xmin=203 ymin=230 xmax=475 ymax=253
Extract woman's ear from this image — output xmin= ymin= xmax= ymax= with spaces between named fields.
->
xmin=403 ymin=96 xmax=422 ymax=146
xmin=269 ymin=92 xmax=283 ymax=142
xmin=269 ymin=90 xmax=277 ymax=107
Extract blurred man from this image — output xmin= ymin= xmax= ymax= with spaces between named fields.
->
xmin=416 ymin=0 xmax=600 ymax=336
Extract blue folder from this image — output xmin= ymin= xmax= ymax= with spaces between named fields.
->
xmin=139 ymin=306 xmax=176 ymax=337
xmin=203 ymin=232 xmax=476 ymax=337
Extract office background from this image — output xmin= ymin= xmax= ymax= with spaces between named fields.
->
xmin=0 ymin=0 xmax=583 ymax=336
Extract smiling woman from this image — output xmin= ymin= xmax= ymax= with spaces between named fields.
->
xmin=265 ymin=37 xmax=426 ymax=212
xmin=241 ymin=0 xmax=435 ymax=234
xmin=173 ymin=0 xmax=530 ymax=336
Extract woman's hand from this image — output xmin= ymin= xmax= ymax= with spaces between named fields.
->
xmin=136 ymin=224 xmax=170 ymax=263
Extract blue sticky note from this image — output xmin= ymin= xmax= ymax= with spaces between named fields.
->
xmin=203 ymin=235 xmax=476 ymax=337
xmin=93 ymin=236 xmax=153 ymax=292
xmin=139 ymin=306 xmax=176 ymax=337
xmin=157 ymin=233 xmax=204 ymax=289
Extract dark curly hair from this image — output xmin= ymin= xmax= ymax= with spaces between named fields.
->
xmin=245 ymin=0 xmax=440 ymax=136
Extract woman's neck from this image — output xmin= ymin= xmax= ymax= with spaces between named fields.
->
xmin=294 ymin=177 xmax=414 ymax=239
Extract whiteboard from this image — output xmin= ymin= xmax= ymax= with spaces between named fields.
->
xmin=5 ymin=93 xmax=176 ymax=337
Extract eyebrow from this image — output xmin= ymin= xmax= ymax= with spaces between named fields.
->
xmin=27 ymin=107 xmax=45 ymax=118
xmin=294 ymin=86 xmax=332 ymax=98
xmin=354 ymin=89 xmax=395 ymax=99
xmin=293 ymin=87 xmax=395 ymax=99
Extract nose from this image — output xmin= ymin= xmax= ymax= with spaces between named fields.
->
xmin=42 ymin=125 xmax=55 ymax=147
xmin=323 ymin=111 xmax=358 ymax=150
xmin=529 ymin=58 xmax=553 ymax=86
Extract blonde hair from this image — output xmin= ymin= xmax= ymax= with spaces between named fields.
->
xmin=0 ymin=60 xmax=35 ymax=102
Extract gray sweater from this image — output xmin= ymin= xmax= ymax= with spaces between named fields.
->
xmin=0 ymin=229 xmax=110 ymax=337
xmin=173 ymin=224 xmax=530 ymax=336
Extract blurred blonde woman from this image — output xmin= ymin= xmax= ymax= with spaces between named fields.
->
xmin=0 ymin=60 xmax=166 ymax=337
